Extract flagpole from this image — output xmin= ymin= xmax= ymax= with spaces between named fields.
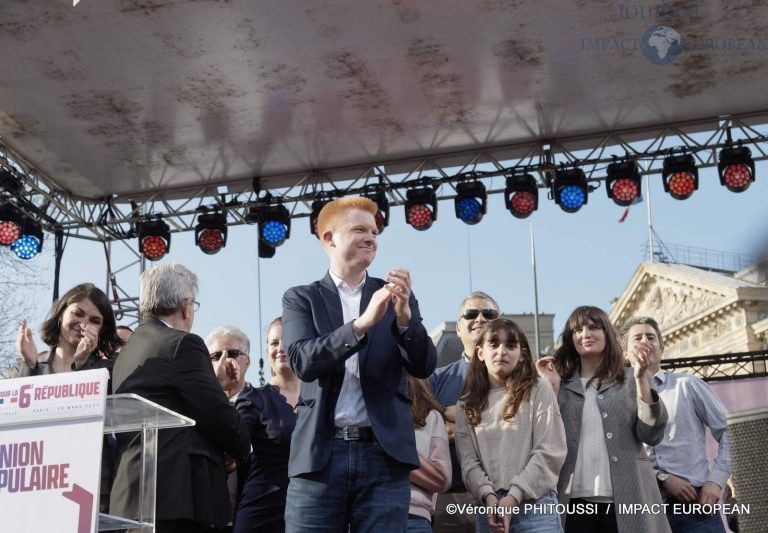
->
xmin=530 ymin=223 xmax=541 ymax=358
xmin=646 ymin=172 xmax=654 ymax=262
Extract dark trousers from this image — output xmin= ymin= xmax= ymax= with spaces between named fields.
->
xmin=565 ymin=499 xmax=618 ymax=533
xmin=156 ymin=519 xmax=205 ymax=533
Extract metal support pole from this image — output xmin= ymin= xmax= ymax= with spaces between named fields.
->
xmin=53 ymin=230 xmax=64 ymax=301
xmin=530 ymin=223 xmax=541 ymax=358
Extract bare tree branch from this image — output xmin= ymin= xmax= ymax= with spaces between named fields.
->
xmin=0 ymin=247 xmax=53 ymax=379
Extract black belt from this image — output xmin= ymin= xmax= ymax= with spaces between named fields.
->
xmin=334 ymin=426 xmax=376 ymax=442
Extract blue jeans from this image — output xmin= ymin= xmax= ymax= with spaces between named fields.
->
xmin=666 ymin=508 xmax=726 ymax=533
xmin=284 ymin=439 xmax=410 ymax=532
xmin=475 ymin=490 xmax=563 ymax=533
xmin=406 ymin=515 xmax=432 ymax=533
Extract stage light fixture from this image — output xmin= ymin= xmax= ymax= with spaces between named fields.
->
xmin=195 ymin=212 xmax=228 ymax=255
xmin=606 ymin=160 xmax=642 ymax=207
xmin=309 ymin=199 xmax=330 ymax=238
xmin=718 ymin=145 xmax=755 ymax=193
xmin=258 ymin=239 xmax=276 ymax=259
xmin=0 ymin=165 xmax=23 ymax=194
xmin=0 ymin=204 xmax=22 ymax=246
xmin=137 ymin=218 xmax=171 ymax=261
xmin=404 ymin=186 xmax=437 ymax=231
xmin=454 ymin=181 xmax=487 ymax=225
xmin=504 ymin=174 xmax=538 ymax=219
xmin=258 ymin=201 xmax=290 ymax=248
xmin=662 ymin=153 xmax=698 ymax=200
xmin=10 ymin=218 xmax=43 ymax=260
xmin=553 ymin=168 xmax=588 ymax=213
xmin=363 ymin=189 xmax=390 ymax=233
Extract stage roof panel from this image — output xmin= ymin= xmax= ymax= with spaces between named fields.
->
xmin=1 ymin=0 xmax=767 ymax=200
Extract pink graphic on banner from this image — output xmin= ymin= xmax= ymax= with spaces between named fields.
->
xmin=62 ymin=483 xmax=94 ymax=533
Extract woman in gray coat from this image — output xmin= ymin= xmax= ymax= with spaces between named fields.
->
xmin=538 ymin=306 xmax=671 ymax=533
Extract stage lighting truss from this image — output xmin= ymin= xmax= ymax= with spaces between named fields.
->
xmin=553 ymin=168 xmax=588 ymax=213
xmin=404 ymin=184 xmax=438 ymax=231
xmin=454 ymin=180 xmax=487 ymax=225
xmin=137 ymin=218 xmax=171 ymax=261
xmin=195 ymin=212 xmax=228 ymax=255
xmin=363 ymin=187 xmax=390 ymax=234
xmin=662 ymin=153 xmax=698 ymax=200
xmin=11 ymin=218 xmax=44 ymax=260
xmin=308 ymin=198 xmax=331 ymax=238
xmin=718 ymin=144 xmax=755 ymax=193
xmin=0 ymin=165 xmax=24 ymax=195
xmin=257 ymin=199 xmax=291 ymax=248
xmin=0 ymin=203 xmax=23 ymax=246
xmin=606 ymin=160 xmax=642 ymax=207
xmin=3 ymin=111 xmax=768 ymax=247
xmin=504 ymin=174 xmax=538 ymax=219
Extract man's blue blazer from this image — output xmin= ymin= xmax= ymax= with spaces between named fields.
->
xmin=282 ymin=272 xmax=437 ymax=477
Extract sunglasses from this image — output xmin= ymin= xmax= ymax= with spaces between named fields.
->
xmin=461 ymin=308 xmax=499 ymax=321
xmin=209 ymin=348 xmax=246 ymax=361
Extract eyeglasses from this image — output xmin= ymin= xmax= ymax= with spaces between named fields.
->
xmin=209 ymin=348 xmax=246 ymax=361
xmin=188 ymin=300 xmax=201 ymax=311
xmin=461 ymin=308 xmax=499 ymax=321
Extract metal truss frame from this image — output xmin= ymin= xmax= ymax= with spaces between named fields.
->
xmin=660 ymin=350 xmax=768 ymax=382
xmin=2 ymin=111 xmax=768 ymax=245
xmin=101 ymin=239 xmax=144 ymax=326
xmin=3 ymin=111 xmax=768 ymax=318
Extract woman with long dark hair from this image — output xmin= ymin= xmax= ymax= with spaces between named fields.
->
xmin=537 ymin=305 xmax=670 ymax=533
xmin=10 ymin=282 xmax=122 ymax=377
xmin=9 ymin=282 xmax=123 ymax=513
xmin=456 ymin=318 xmax=566 ymax=533
xmin=405 ymin=374 xmax=451 ymax=532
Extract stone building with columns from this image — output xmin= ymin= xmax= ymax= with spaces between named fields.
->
xmin=610 ymin=262 xmax=768 ymax=359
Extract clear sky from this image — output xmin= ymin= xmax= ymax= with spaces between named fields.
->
xmin=3 ymin=138 xmax=767 ymax=386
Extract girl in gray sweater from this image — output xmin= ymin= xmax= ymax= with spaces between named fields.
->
xmin=456 ymin=318 xmax=567 ymax=533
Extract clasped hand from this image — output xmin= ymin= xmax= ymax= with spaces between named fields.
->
xmin=353 ymin=268 xmax=412 ymax=335
xmin=484 ymin=493 xmax=519 ymax=533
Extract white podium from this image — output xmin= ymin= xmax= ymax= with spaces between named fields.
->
xmin=1 ymin=370 xmax=112 ymax=532
xmin=0 ymin=371 xmax=195 ymax=533
xmin=99 ymin=394 xmax=195 ymax=532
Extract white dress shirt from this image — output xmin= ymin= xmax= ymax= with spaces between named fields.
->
xmin=645 ymin=370 xmax=731 ymax=488
xmin=330 ymin=271 xmax=370 ymax=428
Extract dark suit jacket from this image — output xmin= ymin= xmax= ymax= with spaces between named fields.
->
xmin=282 ymin=272 xmax=437 ymax=477
xmin=110 ymin=317 xmax=250 ymax=528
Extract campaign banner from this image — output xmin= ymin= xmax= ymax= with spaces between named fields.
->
xmin=0 ymin=369 xmax=109 ymax=533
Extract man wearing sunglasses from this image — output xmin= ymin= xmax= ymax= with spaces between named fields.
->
xmin=429 ymin=291 xmax=500 ymax=533
xmin=204 ymin=326 xmax=254 ymax=532
xmin=206 ymin=326 xmax=252 ymax=402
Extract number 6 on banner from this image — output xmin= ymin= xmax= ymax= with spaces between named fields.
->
xmin=62 ymin=484 xmax=94 ymax=533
